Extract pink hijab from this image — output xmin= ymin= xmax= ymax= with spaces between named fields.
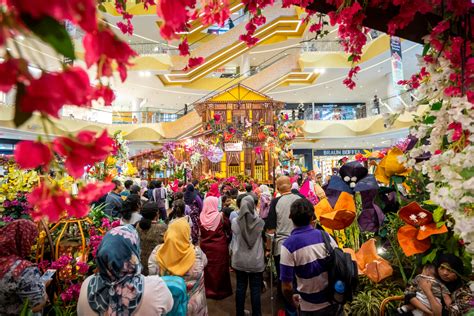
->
xmin=200 ymin=196 xmax=221 ymax=231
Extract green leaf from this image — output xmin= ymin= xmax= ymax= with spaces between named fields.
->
xmin=98 ymin=3 xmax=106 ymax=12
xmin=348 ymin=55 xmax=354 ymax=62
xmin=422 ymin=248 xmax=438 ymax=264
xmin=460 ymin=167 xmax=474 ymax=180
xmin=436 ymin=220 xmax=446 ymax=228
xmin=431 ymin=101 xmax=442 ymax=111
xmin=391 ymin=175 xmax=405 ymax=184
xmin=13 ymin=83 xmax=33 ymax=127
xmin=22 ymin=15 xmax=75 ymax=60
xmin=433 ymin=207 xmax=445 ymax=223
xmin=424 ymin=115 xmax=436 ymax=124
xmin=422 ymin=43 xmax=430 ymax=56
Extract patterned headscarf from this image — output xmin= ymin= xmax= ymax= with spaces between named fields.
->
xmin=87 ymin=225 xmax=145 ymax=315
xmin=0 ymin=219 xmax=38 ymax=278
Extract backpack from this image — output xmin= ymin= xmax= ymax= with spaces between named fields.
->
xmin=161 ymin=276 xmax=188 ymax=316
xmin=320 ymin=230 xmax=358 ymax=304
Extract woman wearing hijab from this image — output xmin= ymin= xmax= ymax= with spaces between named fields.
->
xmin=136 ymin=202 xmax=168 ymax=276
xmin=402 ymin=253 xmax=472 ymax=316
xmin=206 ymin=183 xmax=221 ymax=198
xmin=199 ymin=196 xmax=233 ymax=299
xmin=258 ymin=184 xmax=272 ymax=219
xmin=148 ymin=217 xmax=208 ymax=315
xmin=77 ymin=225 xmax=173 ymax=315
xmin=0 ymin=220 xmax=48 ymax=315
xmin=184 ymin=184 xmax=203 ymax=244
xmin=231 ymin=196 xmax=265 ymax=316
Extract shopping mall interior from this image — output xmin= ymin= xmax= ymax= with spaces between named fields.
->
xmin=0 ymin=1 xmax=472 ymax=315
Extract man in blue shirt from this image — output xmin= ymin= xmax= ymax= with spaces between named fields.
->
xmin=280 ymin=198 xmax=341 ymax=315
xmin=104 ymin=179 xmax=124 ymax=217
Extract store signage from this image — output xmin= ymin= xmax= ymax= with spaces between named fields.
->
xmin=224 ymin=142 xmax=243 ymax=152
xmin=390 ymin=36 xmax=404 ymax=90
xmin=314 ymin=149 xmax=369 ymax=156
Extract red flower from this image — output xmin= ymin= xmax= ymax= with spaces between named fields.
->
xmin=447 ymin=122 xmax=463 ymax=142
xmin=53 ymin=130 xmax=115 ymax=178
xmin=28 ymin=183 xmax=70 ymax=222
xmin=251 ymin=15 xmax=266 ymax=26
xmin=156 ymin=0 xmax=194 ymax=40
xmin=467 ymin=91 xmax=474 ymax=104
xmin=239 ymin=34 xmax=258 ymax=46
xmin=178 ymin=38 xmax=190 ymax=56
xmin=201 ymin=0 xmax=230 ymax=26
xmin=185 ymin=57 xmax=205 ymax=70
xmin=309 ymin=22 xmax=322 ymax=33
xmin=77 ymin=182 xmax=115 ymax=202
xmin=0 ymin=58 xmax=29 ymax=92
xmin=14 ymin=140 xmax=52 ymax=170
xmin=117 ymin=20 xmax=134 ymax=35
xmin=8 ymin=0 xmax=97 ymax=32
xmin=19 ymin=67 xmax=92 ymax=118
xmin=213 ymin=113 xmax=221 ymax=122
xmin=83 ymin=28 xmax=137 ymax=82
xmin=92 ymin=85 xmax=115 ymax=105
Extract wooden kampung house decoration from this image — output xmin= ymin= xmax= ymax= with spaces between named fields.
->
xmin=194 ymin=84 xmax=284 ymax=182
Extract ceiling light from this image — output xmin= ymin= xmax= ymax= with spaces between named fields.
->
xmin=153 ymin=46 xmax=160 ymax=52
xmin=313 ymin=68 xmax=326 ymax=74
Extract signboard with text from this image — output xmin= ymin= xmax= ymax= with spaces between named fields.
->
xmin=224 ymin=142 xmax=243 ymax=152
xmin=313 ymin=149 xmax=370 ymax=156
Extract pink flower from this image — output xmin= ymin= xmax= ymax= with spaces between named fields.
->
xmin=76 ymin=262 xmax=89 ymax=274
xmin=0 ymin=58 xmax=29 ymax=92
xmin=60 ymin=283 xmax=81 ymax=302
xmin=28 ymin=183 xmax=70 ymax=221
xmin=156 ymin=0 xmax=193 ymax=40
xmin=77 ymin=182 xmax=115 ymax=204
xmin=19 ymin=67 xmax=93 ymax=118
xmin=239 ymin=34 xmax=258 ymax=46
xmin=9 ymin=0 xmax=97 ymax=32
xmin=185 ymin=57 xmax=205 ymax=70
xmin=92 ymin=85 xmax=115 ymax=105
xmin=14 ymin=141 xmax=52 ymax=170
xmin=53 ymin=130 xmax=115 ymax=178
xmin=50 ymin=255 xmax=72 ymax=270
xmin=101 ymin=218 xmax=112 ymax=230
xmin=201 ymin=0 xmax=230 ymax=27
xmin=83 ymin=28 xmax=137 ymax=82
xmin=178 ymin=38 xmax=190 ymax=56
xmin=213 ymin=113 xmax=221 ymax=122
xmin=111 ymin=220 xmax=121 ymax=228
xmin=309 ymin=22 xmax=322 ymax=33
xmin=117 ymin=20 xmax=134 ymax=35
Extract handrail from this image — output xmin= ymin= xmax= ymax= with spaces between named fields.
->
xmin=172 ymin=45 xmax=304 ymax=115
xmin=188 ymin=13 xmax=248 ymax=47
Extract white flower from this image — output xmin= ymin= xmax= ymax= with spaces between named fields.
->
xmin=409 ymin=214 xmax=418 ymax=223
xmin=349 ymin=182 xmax=356 ymax=188
xmin=344 ymin=176 xmax=350 ymax=182
xmin=351 ymin=176 xmax=357 ymax=182
xmin=420 ymin=225 xmax=426 ymax=231
xmin=418 ymin=212 xmax=427 ymax=219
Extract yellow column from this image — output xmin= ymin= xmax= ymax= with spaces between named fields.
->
xmin=264 ymin=151 xmax=269 ymax=181
xmin=221 ymin=152 xmax=227 ymax=175
xmin=210 ymin=110 xmax=214 ymax=122
xmin=226 ymin=109 xmax=232 ymax=123
xmin=249 ymin=110 xmax=253 ymax=121
xmin=240 ymin=151 xmax=244 ymax=174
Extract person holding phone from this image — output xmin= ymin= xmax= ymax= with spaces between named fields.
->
xmin=0 ymin=219 xmax=49 ymax=315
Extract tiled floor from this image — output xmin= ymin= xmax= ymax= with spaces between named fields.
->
xmin=207 ymin=270 xmax=285 ymax=316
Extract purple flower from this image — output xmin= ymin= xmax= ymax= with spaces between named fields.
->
xmin=77 ymin=262 xmax=89 ymax=274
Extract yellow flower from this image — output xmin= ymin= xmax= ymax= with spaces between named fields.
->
xmin=375 ymin=147 xmax=411 ymax=184
xmin=105 ymin=156 xmax=117 ymax=166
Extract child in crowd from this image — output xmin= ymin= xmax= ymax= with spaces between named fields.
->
xmin=398 ymin=264 xmax=451 ymax=315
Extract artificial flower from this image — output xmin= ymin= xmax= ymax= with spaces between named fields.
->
xmin=156 ymin=0 xmax=193 ymax=39
xmin=28 ymin=183 xmax=70 ymax=222
xmin=397 ymin=202 xmax=448 ymax=256
xmin=375 ymin=147 xmax=411 ymax=185
xmin=14 ymin=140 xmax=52 ymax=170
xmin=352 ymin=239 xmax=393 ymax=283
xmin=0 ymin=58 xmax=29 ymax=92
xmin=185 ymin=57 xmax=205 ymax=70
xmin=315 ymin=191 xmax=356 ymax=230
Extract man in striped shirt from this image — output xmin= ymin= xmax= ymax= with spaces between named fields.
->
xmin=280 ymin=198 xmax=341 ymax=315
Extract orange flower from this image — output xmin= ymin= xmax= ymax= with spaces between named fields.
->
xmin=374 ymin=147 xmax=410 ymax=185
xmin=397 ymin=202 xmax=448 ymax=256
xmin=351 ymin=239 xmax=393 ymax=283
xmin=314 ymin=192 xmax=356 ymax=230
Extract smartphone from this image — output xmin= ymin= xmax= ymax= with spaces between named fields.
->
xmin=40 ymin=269 xmax=56 ymax=282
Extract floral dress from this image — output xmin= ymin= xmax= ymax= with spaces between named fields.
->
xmin=149 ymin=246 xmax=209 ymax=316
xmin=0 ymin=261 xmax=47 ymax=315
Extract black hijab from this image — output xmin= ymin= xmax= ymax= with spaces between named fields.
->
xmin=184 ymin=184 xmax=197 ymax=205
xmin=437 ymin=253 xmax=465 ymax=292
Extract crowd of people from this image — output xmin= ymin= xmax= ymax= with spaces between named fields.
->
xmin=0 ymin=171 xmax=472 ymax=316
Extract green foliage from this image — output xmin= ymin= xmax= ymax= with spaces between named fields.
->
xmin=19 ymin=300 xmax=32 ymax=316
xmin=350 ymin=277 xmax=404 ymax=316
xmin=22 ymin=15 xmax=76 ymax=60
